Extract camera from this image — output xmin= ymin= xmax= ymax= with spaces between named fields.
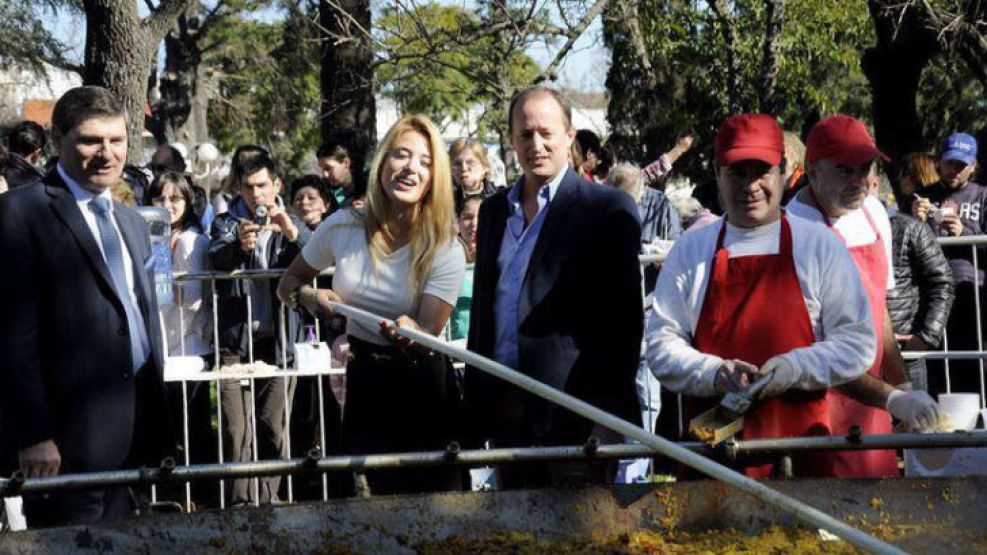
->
xmin=253 ymin=204 xmax=270 ymax=226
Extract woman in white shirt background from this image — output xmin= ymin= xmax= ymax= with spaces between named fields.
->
xmin=150 ymin=171 xmax=216 ymax=497
xmin=278 ymin=115 xmax=466 ymax=495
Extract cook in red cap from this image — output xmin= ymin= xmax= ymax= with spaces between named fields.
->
xmin=806 ymin=115 xmax=889 ymax=167
xmin=790 ymin=114 xmax=940 ymax=479
xmin=646 ymin=113 xmax=882 ymax=480
xmin=715 ymin=113 xmax=784 ymax=167
xmin=798 ymin=115 xmax=890 ymax=218
xmin=714 ymin=114 xmax=785 ymax=228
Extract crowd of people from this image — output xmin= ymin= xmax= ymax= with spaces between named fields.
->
xmin=0 ymin=83 xmax=983 ymax=528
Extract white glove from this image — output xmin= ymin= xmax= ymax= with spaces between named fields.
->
xmin=712 ymin=359 xmax=758 ymax=394
xmin=886 ymin=390 xmax=942 ymax=431
xmin=756 ymin=356 xmax=801 ymax=398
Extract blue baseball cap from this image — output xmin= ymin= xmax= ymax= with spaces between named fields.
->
xmin=942 ymin=133 xmax=978 ymax=165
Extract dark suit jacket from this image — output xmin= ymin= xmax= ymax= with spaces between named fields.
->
xmin=0 ymin=170 xmax=173 ymax=473
xmin=465 ymin=168 xmax=643 ymax=446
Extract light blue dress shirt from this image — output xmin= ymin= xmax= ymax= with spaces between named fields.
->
xmin=493 ymin=169 xmax=567 ymax=368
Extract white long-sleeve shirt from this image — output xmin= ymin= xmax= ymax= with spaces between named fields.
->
xmin=645 ymin=216 xmax=877 ymax=396
xmin=162 ymin=229 xmax=212 ymax=356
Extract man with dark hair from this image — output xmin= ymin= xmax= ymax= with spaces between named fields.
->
xmin=0 ymin=86 xmax=173 ymax=526
xmin=148 ymin=144 xmax=187 ymax=177
xmin=209 ymin=148 xmax=310 ymax=505
xmin=466 ymin=86 xmax=643 ymax=487
xmin=574 ymin=129 xmax=603 ymax=181
xmin=317 ymin=132 xmax=357 ymax=207
xmin=4 ymin=120 xmax=47 ymax=188
xmin=911 ymin=132 xmax=987 ymax=396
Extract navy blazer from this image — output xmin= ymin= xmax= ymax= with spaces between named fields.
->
xmin=465 ymin=168 xmax=643 ymax=445
xmin=0 ymin=171 xmax=173 ymax=473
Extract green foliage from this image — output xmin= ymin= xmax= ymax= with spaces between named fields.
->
xmin=375 ymin=2 xmax=539 ymax=142
xmin=206 ymin=9 xmax=321 ymax=174
xmin=0 ymin=0 xmax=74 ymax=74
xmin=916 ymin=55 xmax=987 ymax=152
xmin=605 ymin=0 xmax=874 ymax=178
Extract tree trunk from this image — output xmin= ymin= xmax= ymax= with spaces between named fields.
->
xmin=320 ymin=0 xmax=376 ymax=173
xmin=82 ymin=0 xmax=155 ymax=163
xmin=710 ymin=0 xmax=742 ymax=113
xmin=863 ymin=0 xmax=939 ymax=163
xmin=758 ymin=0 xmax=784 ymax=115
xmin=82 ymin=0 xmax=194 ymax=163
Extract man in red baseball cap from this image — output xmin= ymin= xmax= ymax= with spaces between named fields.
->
xmin=788 ymin=115 xmax=942 ymax=478
xmin=646 ymin=114 xmax=877 ymax=479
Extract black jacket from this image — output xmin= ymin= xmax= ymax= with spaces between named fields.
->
xmin=886 ymin=212 xmax=955 ymax=347
xmin=209 ymin=196 xmax=311 ymax=363
xmin=454 ymin=180 xmax=499 ymax=212
xmin=465 ymin=168 xmax=643 ymax=446
xmin=3 ymin=152 xmax=43 ymax=189
xmin=0 ymin=171 xmax=173 ymax=472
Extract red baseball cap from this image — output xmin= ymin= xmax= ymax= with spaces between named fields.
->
xmin=806 ymin=115 xmax=889 ymax=166
xmin=714 ymin=114 xmax=784 ymax=167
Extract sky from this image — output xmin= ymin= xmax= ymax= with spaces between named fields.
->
xmin=47 ymin=0 xmax=611 ymax=93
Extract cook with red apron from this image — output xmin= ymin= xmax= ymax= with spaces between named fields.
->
xmin=646 ymin=114 xmax=880 ymax=478
xmin=787 ymin=115 xmax=943 ymax=478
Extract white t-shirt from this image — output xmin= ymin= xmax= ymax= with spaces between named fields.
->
xmin=645 ymin=216 xmax=877 ymax=396
xmin=786 ymin=194 xmax=895 ymax=290
xmin=301 ymin=209 xmax=466 ymax=346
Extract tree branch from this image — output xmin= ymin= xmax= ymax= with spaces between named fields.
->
xmin=145 ymin=0 xmax=195 ymax=40
xmin=532 ymin=0 xmax=608 ymax=84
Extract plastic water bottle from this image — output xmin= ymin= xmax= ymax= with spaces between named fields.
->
xmin=136 ymin=206 xmax=174 ymax=306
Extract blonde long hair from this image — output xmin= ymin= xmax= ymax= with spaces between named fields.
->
xmin=363 ymin=114 xmax=456 ymax=295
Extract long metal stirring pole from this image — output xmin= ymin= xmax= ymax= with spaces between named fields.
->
xmin=329 ymin=302 xmax=907 ymax=555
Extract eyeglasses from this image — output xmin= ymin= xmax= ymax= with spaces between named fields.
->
xmin=153 ymin=195 xmax=186 ymax=205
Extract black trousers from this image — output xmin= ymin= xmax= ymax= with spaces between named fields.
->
xmin=342 ymin=336 xmax=461 ymax=495
xmin=23 ymin=364 xmax=164 ymax=528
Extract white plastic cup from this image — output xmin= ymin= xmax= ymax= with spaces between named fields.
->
xmin=938 ymin=393 xmax=981 ymax=431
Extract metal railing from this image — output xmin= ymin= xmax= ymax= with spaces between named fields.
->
xmin=125 ymin=238 xmax=987 ymax=507
xmin=6 ymin=235 xmax=987 ymax=539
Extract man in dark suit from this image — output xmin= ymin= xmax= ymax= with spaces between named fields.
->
xmin=0 ymin=86 xmax=173 ymax=527
xmin=465 ymin=86 xmax=643 ymax=487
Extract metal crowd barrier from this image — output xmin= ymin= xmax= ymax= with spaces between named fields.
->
xmin=121 ymin=237 xmax=987 ymax=510
xmin=5 ymin=237 xmax=987 ymax=525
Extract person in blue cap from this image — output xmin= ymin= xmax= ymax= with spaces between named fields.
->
xmin=911 ymin=132 xmax=987 ymax=395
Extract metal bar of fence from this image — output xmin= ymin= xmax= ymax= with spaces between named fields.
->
xmin=977 ymin=245 xmax=987 ymax=409
xmin=169 ymin=236 xmax=987 ymax=285
xmin=5 ymin=432 xmax=987 ymax=497
xmin=279 ymin=302 xmax=294 ymax=504
xmin=901 ymin=350 xmax=987 ymax=360
xmin=312 ymin=279 xmax=330 ymax=501
xmin=210 ymin=279 xmax=225 ymax=509
xmin=328 ymin=303 xmax=905 ymax=555
xmin=173 ymin=268 xmax=336 ymax=282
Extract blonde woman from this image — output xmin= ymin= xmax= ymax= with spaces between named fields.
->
xmin=278 ymin=115 xmax=465 ymax=494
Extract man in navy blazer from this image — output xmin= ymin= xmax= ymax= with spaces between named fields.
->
xmin=465 ymin=86 xmax=643 ymax=486
xmin=0 ymin=86 xmax=173 ymax=527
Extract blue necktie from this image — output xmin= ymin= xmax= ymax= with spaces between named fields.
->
xmin=89 ymin=196 xmax=150 ymax=375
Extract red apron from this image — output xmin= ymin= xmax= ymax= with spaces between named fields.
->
xmin=693 ymin=215 xmax=834 ymax=479
xmin=811 ymin=197 xmax=898 ymax=478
